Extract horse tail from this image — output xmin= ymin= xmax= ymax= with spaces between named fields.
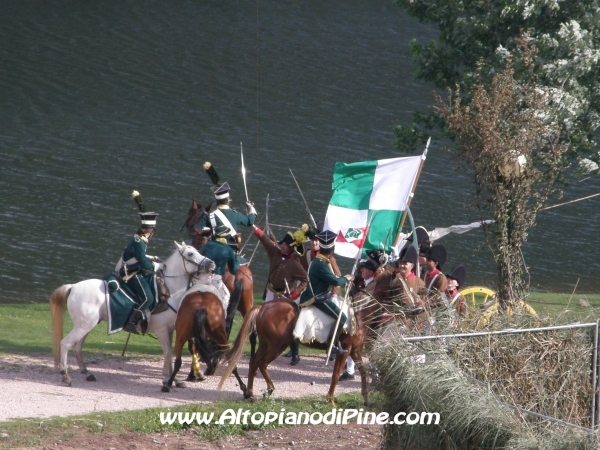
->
xmin=217 ymin=305 xmax=260 ymax=391
xmin=192 ymin=308 xmax=217 ymax=375
xmin=225 ymin=278 xmax=244 ymax=337
xmin=50 ymin=284 xmax=72 ymax=369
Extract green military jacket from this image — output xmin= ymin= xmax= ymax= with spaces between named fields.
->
xmin=199 ymin=239 xmax=239 ymax=276
xmin=299 ymin=255 xmax=348 ymax=306
xmin=195 ymin=205 xmax=255 ymax=235
xmin=122 ymin=235 xmax=154 ymax=274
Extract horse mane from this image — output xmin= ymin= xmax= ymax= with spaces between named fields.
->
xmin=183 ymin=200 xmax=212 ymax=236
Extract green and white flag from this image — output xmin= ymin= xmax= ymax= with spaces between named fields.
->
xmin=324 ymin=155 xmax=424 ymax=258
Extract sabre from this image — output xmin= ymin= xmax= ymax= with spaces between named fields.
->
xmin=289 ymin=169 xmax=317 ymax=228
xmin=284 ymin=279 xmax=291 ymax=295
xmin=240 ymin=142 xmax=250 ymax=203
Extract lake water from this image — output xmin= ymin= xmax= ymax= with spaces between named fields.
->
xmin=1 ymin=0 xmax=599 ymax=304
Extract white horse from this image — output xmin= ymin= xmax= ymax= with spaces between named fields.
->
xmin=50 ymin=241 xmax=214 ymax=387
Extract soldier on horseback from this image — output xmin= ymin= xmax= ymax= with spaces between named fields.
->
xmin=121 ymin=191 xmax=161 ymax=334
xmin=299 ymin=230 xmax=354 ymax=356
xmin=196 ymin=162 xmax=257 ymax=254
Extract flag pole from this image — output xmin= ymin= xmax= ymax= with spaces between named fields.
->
xmin=325 ymin=211 xmax=376 ymax=365
xmin=393 ymin=138 xmax=430 ymax=248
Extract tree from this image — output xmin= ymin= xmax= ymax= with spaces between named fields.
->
xmin=395 ymin=0 xmax=600 ymax=173
xmin=434 ymin=38 xmax=569 ymax=305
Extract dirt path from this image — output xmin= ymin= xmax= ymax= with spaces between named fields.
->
xmin=0 ymin=353 xmax=365 ymax=422
xmin=1 ymin=353 xmax=382 ymax=449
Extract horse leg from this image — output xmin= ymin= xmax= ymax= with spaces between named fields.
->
xmin=352 ymin=346 xmax=371 ymax=407
xmin=60 ymin=325 xmax=93 ymax=386
xmin=257 ymin=343 xmax=288 ymax=398
xmin=73 ymin=332 xmax=96 ymax=381
xmin=249 ymin=331 xmax=257 ymax=359
xmin=231 ymin=367 xmax=247 ymax=396
xmin=186 ymin=339 xmax=206 ymax=383
xmin=326 ymin=345 xmax=351 ymax=406
xmin=162 ymin=333 xmax=186 ymax=393
xmin=245 ymin=340 xmax=268 ymax=400
xmin=155 ymin=327 xmax=178 ymax=387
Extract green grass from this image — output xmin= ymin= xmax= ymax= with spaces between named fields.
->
xmin=0 ymin=392 xmax=380 ymax=448
xmin=0 ymin=297 xmax=323 ymax=357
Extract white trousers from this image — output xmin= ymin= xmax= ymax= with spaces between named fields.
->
xmin=345 ymin=356 xmax=355 ymax=375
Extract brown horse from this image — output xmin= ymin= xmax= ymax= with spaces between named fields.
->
xmin=218 ymin=275 xmax=394 ymax=405
xmin=162 ymin=286 xmax=247 ymax=394
xmin=182 ymin=200 xmax=257 ymax=353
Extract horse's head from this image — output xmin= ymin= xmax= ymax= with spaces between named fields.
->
xmin=181 ymin=200 xmax=212 ymax=236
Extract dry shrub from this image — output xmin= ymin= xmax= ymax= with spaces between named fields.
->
xmin=370 ymin=317 xmax=600 ymax=449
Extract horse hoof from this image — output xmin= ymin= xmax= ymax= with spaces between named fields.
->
xmin=185 ymin=374 xmax=196 ymax=382
xmin=161 ymin=386 xmax=170 ymax=393
xmin=175 ymin=381 xmax=186 ymax=388
xmin=86 ymin=374 xmax=96 ymax=382
xmin=243 ymin=394 xmax=255 ymax=401
xmin=62 ymin=378 xmax=71 ymax=387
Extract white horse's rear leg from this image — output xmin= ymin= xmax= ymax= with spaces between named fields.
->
xmin=73 ymin=331 xmax=96 ymax=381
xmin=60 ymin=325 xmax=94 ymax=386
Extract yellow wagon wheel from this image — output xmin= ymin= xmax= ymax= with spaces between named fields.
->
xmin=460 ymin=286 xmax=497 ymax=318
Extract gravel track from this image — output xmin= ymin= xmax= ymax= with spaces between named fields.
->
xmin=0 ymin=353 xmax=364 ymax=422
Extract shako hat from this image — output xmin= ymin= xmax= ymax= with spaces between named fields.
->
xmin=425 ymin=244 xmax=447 ymax=269
xmin=359 ymin=258 xmax=379 ymax=272
xmin=316 ymin=230 xmax=336 ymax=249
xmin=210 ymin=182 xmax=231 ymax=200
xmin=407 ymin=226 xmax=430 ymax=246
xmin=446 ymin=264 xmax=467 ymax=287
xmin=399 ymin=246 xmax=418 ymax=265
xmin=132 ymin=190 xmax=158 ymax=229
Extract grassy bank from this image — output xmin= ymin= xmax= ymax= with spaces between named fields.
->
xmin=0 ymin=393 xmax=377 ymax=448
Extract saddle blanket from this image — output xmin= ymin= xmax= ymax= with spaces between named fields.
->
xmin=183 ymin=283 xmax=229 ymax=314
xmin=293 ymin=295 xmax=354 ymax=344
xmin=103 ymin=273 xmax=158 ymax=335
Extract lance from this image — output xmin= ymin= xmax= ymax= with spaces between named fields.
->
xmin=265 ymin=193 xmax=276 ymax=242
xmin=326 ymin=211 xmax=376 ymax=365
xmin=393 ymin=137 xmax=430 ymax=247
xmin=240 ymin=141 xmax=250 ymax=203
xmin=289 ymin=169 xmax=317 ymax=228
xmin=121 ymin=332 xmax=131 ymax=357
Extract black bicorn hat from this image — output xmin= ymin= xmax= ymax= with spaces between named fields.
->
xmin=316 ymin=230 xmax=337 ymax=249
xmin=359 ymin=258 xmax=379 ymax=272
xmin=366 ymin=249 xmax=388 ymax=267
xmin=425 ymin=244 xmax=447 ymax=269
xmin=407 ymin=226 xmax=431 ymax=246
xmin=399 ymin=245 xmax=418 ymax=265
xmin=446 ymin=264 xmax=467 ymax=287
xmin=132 ymin=190 xmax=158 ymax=229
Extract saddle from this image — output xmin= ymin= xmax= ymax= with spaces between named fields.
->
xmin=292 ymin=295 xmax=355 ymax=344
xmin=103 ymin=273 xmax=160 ymax=334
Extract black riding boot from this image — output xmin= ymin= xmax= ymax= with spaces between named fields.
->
xmin=124 ymin=310 xmax=143 ymax=334
xmin=326 ymin=322 xmax=347 ymax=356
xmin=290 ymin=341 xmax=300 ymax=366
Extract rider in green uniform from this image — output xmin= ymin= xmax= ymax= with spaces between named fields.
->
xmin=299 ymin=230 xmax=353 ymax=355
xmin=199 ymin=224 xmax=240 ymax=276
xmin=122 ymin=202 xmax=160 ymax=334
xmin=195 ymin=181 xmax=257 ymax=252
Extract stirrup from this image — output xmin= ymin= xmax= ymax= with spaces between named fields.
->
xmin=330 ymin=341 xmax=348 ymax=355
xmin=123 ymin=322 xmax=139 ymax=335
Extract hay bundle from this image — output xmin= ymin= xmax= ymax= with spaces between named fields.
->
xmin=371 ymin=322 xmax=521 ymax=449
xmin=371 ymin=321 xmax=600 ymax=449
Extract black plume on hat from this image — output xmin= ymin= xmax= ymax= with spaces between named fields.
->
xmin=446 ymin=264 xmax=467 ymax=287
xmin=203 ymin=161 xmax=220 ymax=185
xmin=132 ymin=190 xmax=146 ymax=212
xmin=316 ymin=221 xmax=325 ymax=233
xmin=426 ymin=244 xmax=447 ymax=269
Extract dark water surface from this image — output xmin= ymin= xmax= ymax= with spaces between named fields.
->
xmin=1 ymin=1 xmax=599 ymax=304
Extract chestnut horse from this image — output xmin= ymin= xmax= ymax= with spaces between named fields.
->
xmin=182 ymin=200 xmax=257 ymax=353
xmin=218 ymin=274 xmax=395 ymax=406
xmin=162 ymin=282 xmax=247 ymax=394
